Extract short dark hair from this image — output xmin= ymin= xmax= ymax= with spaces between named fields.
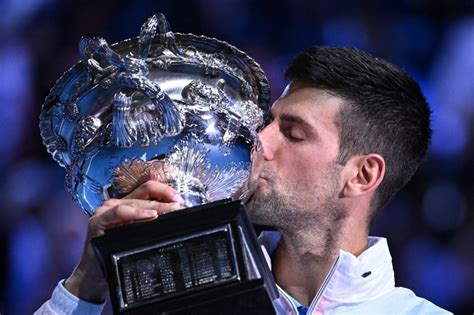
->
xmin=285 ymin=46 xmax=431 ymax=220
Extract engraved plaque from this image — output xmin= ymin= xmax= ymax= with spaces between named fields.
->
xmin=92 ymin=199 xmax=279 ymax=314
xmin=113 ymin=225 xmax=240 ymax=310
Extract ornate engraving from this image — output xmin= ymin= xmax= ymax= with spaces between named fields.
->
xmin=181 ymin=79 xmax=263 ymax=149
xmin=111 ymin=92 xmax=136 ymax=148
xmin=63 ymin=101 xmax=80 ymax=121
xmin=165 ymin=139 xmax=250 ymax=207
xmin=65 ymin=172 xmax=73 ymax=194
xmin=73 ymin=115 xmax=103 ymax=159
xmin=54 ymin=133 xmax=67 ymax=153
xmin=39 ymin=12 xmax=270 ymax=215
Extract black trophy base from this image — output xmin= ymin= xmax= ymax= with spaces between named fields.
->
xmin=91 ymin=199 xmax=279 ymax=314
xmin=130 ymin=279 xmax=275 ymax=315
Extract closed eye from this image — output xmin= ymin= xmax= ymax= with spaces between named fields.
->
xmin=278 ymin=113 xmax=315 ymax=143
xmin=282 ymin=126 xmax=306 ymax=142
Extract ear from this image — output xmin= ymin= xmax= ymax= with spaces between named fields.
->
xmin=341 ymin=154 xmax=385 ymax=198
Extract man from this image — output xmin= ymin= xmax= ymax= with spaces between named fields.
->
xmin=36 ymin=47 xmax=450 ymax=314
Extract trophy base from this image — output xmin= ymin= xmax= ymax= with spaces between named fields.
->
xmin=129 ymin=279 xmax=276 ymax=315
xmin=91 ymin=199 xmax=279 ymax=314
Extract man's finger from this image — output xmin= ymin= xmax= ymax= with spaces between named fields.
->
xmin=91 ymin=204 xmax=156 ymax=230
xmin=92 ymin=202 xmax=183 ymax=229
xmin=124 ymin=180 xmax=184 ymax=204
xmin=96 ymin=198 xmax=182 ymax=215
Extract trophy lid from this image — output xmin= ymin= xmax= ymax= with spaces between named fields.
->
xmin=39 ymin=13 xmax=270 ymax=215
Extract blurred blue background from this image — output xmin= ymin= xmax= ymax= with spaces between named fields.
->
xmin=0 ymin=0 xmax=473 ymax=313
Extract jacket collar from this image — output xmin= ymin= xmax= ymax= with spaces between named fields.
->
xmin=325 ymin=237 xmax=395 ymax=303
xmin=258 ymin=232 xmax=395 ymax=311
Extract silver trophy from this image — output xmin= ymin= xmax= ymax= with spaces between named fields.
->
xmin=40 ymin=13 xmax=279 ymax=314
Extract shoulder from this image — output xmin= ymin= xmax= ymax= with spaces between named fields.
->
xmin=361 ymin=287 xmax=450 ymax=314
xmin=327 ymin=287 xmax=451 ymax=315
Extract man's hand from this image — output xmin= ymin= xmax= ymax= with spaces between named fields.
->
xmin=64 ymin=180 xmax=184 ymax=303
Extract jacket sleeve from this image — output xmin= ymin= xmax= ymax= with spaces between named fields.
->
xmin=34 ymin=280 xmax=105 ymax=315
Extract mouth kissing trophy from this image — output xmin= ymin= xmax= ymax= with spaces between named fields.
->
xmin=40 ymin=13 xmax=280 ymax=314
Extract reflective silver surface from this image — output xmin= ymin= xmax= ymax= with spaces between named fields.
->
xmin=40 ymin=13 xmax=270 ymax=215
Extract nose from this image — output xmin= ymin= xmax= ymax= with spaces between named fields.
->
xmin=257 ymin=122 xmax=277 ymax=161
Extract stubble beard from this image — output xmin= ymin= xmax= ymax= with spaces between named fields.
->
xmin=245 ymin=164 xmax=348 ymax=253
xmin=246 ymin=185 xmax=296 ymax=229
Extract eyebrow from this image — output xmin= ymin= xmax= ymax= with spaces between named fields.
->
xmin=279 ymin=113 xmax=315 ymax=132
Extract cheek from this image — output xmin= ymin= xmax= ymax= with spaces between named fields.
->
xmin=284 ymin=156 xmax=337 ymax=190
xmin=282 ymin=157 xmax=318 ymax=183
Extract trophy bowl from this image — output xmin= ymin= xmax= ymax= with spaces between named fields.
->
xmin=40 ymin=13 xmax=280 ymax=314
xmin=40 ymin=13 xmax=270 ymax=214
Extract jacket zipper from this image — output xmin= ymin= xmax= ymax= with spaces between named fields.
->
xmin=276 ymin=285 xmax=299 ymax=315
xmin=307 ymin=256 xmax=340 ymax=314
xmin=276 ymin=256 xmax=340 ymax=314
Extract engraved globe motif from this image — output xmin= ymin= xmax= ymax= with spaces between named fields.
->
xmin=40 ymin=13 xmax=270 ymax=215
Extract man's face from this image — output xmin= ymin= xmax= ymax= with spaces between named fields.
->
xmin=246 ymin=84 xmax=347 ymax=231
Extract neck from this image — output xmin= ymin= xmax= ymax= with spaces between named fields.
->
xmin=272 ymin=222 xmax=368 ymax=306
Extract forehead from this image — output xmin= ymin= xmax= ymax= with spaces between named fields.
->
xmin=272 ymin=85 xmax=344 ymax=127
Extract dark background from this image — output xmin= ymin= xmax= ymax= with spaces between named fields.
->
xmin=0 ymin=0 xmax=473 ymax=313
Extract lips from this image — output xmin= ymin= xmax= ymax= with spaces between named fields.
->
xmin=256 ymin=174 xmax=271 ymax=186
xmin=254 ymin=167 xmax=273 ymax=183
xmin=259 ymin=175 xmax=269 ymax=181
xmin=249 ymin=163 xmax=273 ymax=186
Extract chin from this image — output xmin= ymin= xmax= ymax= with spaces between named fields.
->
xmin=243 ymin=193 xmax=255 ymax=210
xmin=245 ymin=188 xmax=263 ymax=206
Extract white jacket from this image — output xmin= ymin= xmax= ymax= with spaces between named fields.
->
xmin=260 ymin=232 xmax=450 ymax=314
xmin=35 ymin=234 xmax=450 ymax=314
